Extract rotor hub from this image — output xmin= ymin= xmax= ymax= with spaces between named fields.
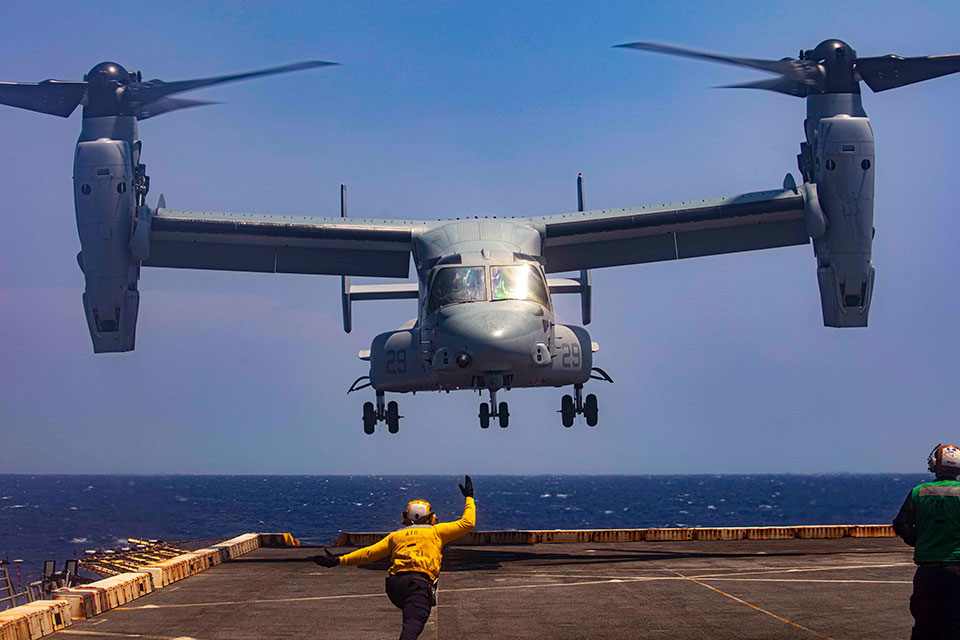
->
xmin=83 ymin=62 xmax=136 ymax=118
xmin=83 ymin=62 xmax=133 ymax=86
xmin=804 ymin=40 xmax=859 ymax=93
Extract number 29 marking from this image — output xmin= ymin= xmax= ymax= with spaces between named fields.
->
xmin=386 ymin=349 xmax=407 ymax=374
xmin=561 ymin=342 xmax=581 ymax=368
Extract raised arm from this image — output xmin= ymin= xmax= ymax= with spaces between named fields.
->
xmin=435 ymin=475 xmax=476 ymax=545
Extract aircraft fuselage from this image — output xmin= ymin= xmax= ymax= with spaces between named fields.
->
xmin=366 ymin=220 xmax=594 ymax=395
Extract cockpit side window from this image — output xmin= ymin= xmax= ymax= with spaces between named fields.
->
xmin=428 ymin=266 xmax=486 ymax=313
xmin=491 ymin=264 xmax=551 ymax=309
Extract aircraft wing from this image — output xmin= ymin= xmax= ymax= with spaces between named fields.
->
xmin=521 ymin=186 xmax=813 ymax=273
xmin=142 ymin=208 xmax=429 ymax=277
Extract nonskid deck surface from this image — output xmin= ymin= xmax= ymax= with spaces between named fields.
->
xmin=53 ymin=538 xmax=914 ymax=639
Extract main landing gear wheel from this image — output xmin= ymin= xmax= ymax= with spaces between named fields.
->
xmin=358 ymin=390 xmax=402 ymax=435
xmin=584 ymin=394 xmax=598 ymax=427
xmin=560 ymin=382 xmax=607 ymax=427
xmin=362 ymin=402 xmax=376 ymax=435
xmin=498 ymin=402 xmax=509 ymax=428
xmin=386 ymin=401 xmax=400 ymax=434
xmin=561 ymin=395 xmax=575 ymax=428
xmin=479 ymin=403 xmax=490 ymax=429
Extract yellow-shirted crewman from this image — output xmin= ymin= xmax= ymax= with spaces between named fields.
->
xmin=314 ymin=475 xmax=475 ymax=640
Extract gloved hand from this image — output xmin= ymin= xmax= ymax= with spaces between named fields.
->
xmin=312 ymin=549 xmax=340 ymax=568
xmin=459 ymin=475 xmax=474 ymax=498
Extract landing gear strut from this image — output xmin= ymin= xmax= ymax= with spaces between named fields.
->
xmin=479 ymin=387 xmax=509 ymax=429
xmin=354 ymin=383 xmax=402 ymax=435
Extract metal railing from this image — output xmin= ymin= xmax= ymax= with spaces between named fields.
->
xmin=0 ymin=567 xmax=36 ymax=611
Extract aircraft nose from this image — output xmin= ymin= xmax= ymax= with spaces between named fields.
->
xmin=437 ymin=303 xmax=545 ymax=371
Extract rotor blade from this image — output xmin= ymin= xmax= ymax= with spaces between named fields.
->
xmin=718 ymin=77 xmax=809 ymax=98
xmin=135 ymin=97 xmax=219 ymax=120
xmin=616 ymin=42 xmax=816 ymax=81
xmin=0 ymin=80 xmax=87 ymax=117
xmin=123 ymin=60 xmax=338 ymax=107
xmin=856 ymin=53 xmax=960 ymax=92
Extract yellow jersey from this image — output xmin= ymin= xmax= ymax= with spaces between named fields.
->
xmin=338 ymin=497 xmax=475 ymax=580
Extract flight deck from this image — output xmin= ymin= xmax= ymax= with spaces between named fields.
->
xmin=26 ymin=531 xmax=914 ymax=640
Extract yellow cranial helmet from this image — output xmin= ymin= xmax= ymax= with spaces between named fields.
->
xmin=403 ymin=499 xmax=436 ymax=525
xmin=928 ymin=444 xmax=960 ymax=474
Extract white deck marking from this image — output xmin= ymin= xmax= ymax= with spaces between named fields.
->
xmin=125 ymin=591 xmax=386 ymax=609
xmin=668 ymin=569 xmax=835 ymax=640
xmin=121 ymin=565 xmax=913 ymax=613
xmin=690 ymin=561 xmax=914 ymax=579
xmin=59 ymin=631 xmax=200 ymax=640
xmin=489 ymin=560 xmax=914 ymax=583
xmin=490 ymin=573 xmax=910 ymax=585
xmin=499 ymin=559 xmax=912 ymax=579
xmin=703 ymin=577 xmax=911 ymax=584
xmin=122 ymin=578 xmax=642 ymax=610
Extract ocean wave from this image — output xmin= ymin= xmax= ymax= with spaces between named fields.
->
xmin=0 ymin=474 xmax=927 ymax=584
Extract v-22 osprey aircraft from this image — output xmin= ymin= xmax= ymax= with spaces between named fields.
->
xmin=3 ymin=40 xmax=960 ymax=433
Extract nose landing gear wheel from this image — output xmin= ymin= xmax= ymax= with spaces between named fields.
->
xmin=386 ymin=401 xmax=400 ymax=434
xmin=561 ymin=395 xmax=575 ymax=427
xmin=479 ymin=403 xmax=490 ymax=429
xmin=362 ymin=402 xmax=376 ymax=435
xmin=584 ymin=394 xmax=598 ymax=427
xmin=480 ymin=386 xmax=509 ymax=429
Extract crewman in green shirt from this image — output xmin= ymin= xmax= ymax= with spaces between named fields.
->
xmin=893 ymin=444 xmax=960 ymax=639
xmin=313 ymin=476 xmax=475 ymax=640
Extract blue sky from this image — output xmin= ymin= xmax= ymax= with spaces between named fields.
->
xmin=1 ymin=1 xmax=959 ymax=474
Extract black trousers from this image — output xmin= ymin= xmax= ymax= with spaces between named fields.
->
xmin=385 ymin=572 xmax=432 ymax=640
xmin=911 ymin=565 xmax=960 ymax=640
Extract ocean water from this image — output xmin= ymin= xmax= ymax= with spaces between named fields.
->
xmin=0 ymin=474 xmax=923 ymax=583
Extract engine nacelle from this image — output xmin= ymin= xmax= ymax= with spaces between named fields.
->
xmin=369 ymin=328 xmax=433 ymax=392
xmin=74 ymin=139 xmax=140 ymax=352
xmin=812 ymin=115 xmax=875 ymax=327
xmin=541 ymin=324 xmax=593 ymax=387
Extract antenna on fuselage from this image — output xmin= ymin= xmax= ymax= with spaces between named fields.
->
xmin=577 ymin=173 xmax=585 ymax=212
xmin=577 ymin=174 xmax=592 ymax=325
xmin=341 ymin=184 xmax=352 ymax=333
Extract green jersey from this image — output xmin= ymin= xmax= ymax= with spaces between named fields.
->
xmin=894 ymin=479 xmax=960 ymax=564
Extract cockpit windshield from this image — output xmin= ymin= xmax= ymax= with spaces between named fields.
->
xmin=491 ymin=264 xmax=550 ymax=308
xmin=428 ymin=266 xmax=486 ymax=313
